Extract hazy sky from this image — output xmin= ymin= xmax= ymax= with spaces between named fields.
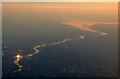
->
xmin=3 ymin=2 xmax=117 ymax=22
xmin=2 ymin=0 xmax=119 ymax=2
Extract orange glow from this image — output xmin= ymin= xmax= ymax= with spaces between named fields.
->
xmin=80 ymin=36 xmax=85 ymax=39
xmin=2 ymin=53 xmax=4 ymax=55
xmin=62 ymin=18 xmax=118 ymax=35
xmin=97 ymin=22 xmax=120 ymax=25
xmin=62 ymin=18 xmax=102 ymax=34
xmin=16 ymin=55 xmax=21 ymax=59
xmin=4 ymin=46 xmax=7 ymax=49
xmin=3 ymin=3 xmax=117 ymax=16
xmin=18 ymin=49 xmax=23 ymax=52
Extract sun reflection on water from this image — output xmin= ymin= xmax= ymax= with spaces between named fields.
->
xmin=16 ymin=55 xmax=21 ymax=59
xmin=14 ymin=54 xmax=23 ymax=72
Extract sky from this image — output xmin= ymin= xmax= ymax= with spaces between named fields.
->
xmin=2 ymin=2 xmax=118 ymax=37
xmin=3 ymin=2 xmax=117 ymax=16
xmin=2 ymin=0 xmax=120 ymax=2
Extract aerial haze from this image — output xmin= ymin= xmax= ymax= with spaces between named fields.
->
xmin=2 ymin=2 xmax=118 ymax=77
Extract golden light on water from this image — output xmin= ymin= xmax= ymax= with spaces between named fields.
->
xmin=14 ymin=54 xmax=23 ymax=72
xmin=16 ymin=55 xmax=21 ymax=59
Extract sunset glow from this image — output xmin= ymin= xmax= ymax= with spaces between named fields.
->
xmin=3 ymin=2 xmax=118 ymax=77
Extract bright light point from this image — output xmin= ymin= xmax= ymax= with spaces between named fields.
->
xmin=99 ymin=33 xmax=108 ymax=35
xmin=16 ymin=55 xmax=21 ymax=59
xmin=80 ymin=36 xmax=85 ymax=39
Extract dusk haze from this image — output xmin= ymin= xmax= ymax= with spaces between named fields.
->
xmin=2 ymin=2 xmax=118 ymax=78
